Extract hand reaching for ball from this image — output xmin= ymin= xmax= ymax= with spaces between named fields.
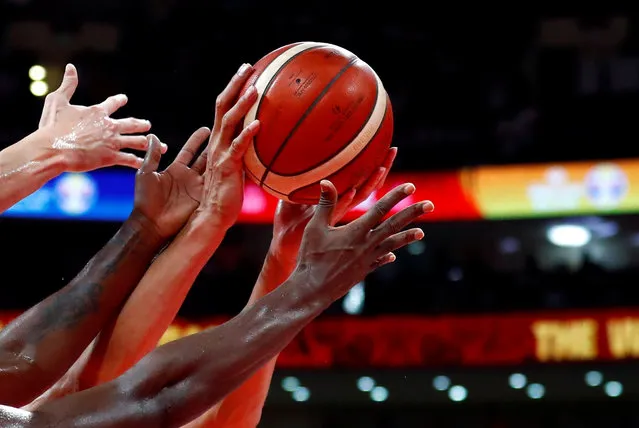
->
xmin=269 ymin=148 xmax=407 ymax=266
xmin=191 ymin=63 xmax=261 ymax=232
xmin=38 ymin=64 xmax=159 ymax=172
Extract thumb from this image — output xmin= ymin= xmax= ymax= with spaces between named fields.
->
xmin=139 ymin=135 xmax=162 ymax=173
xmin=310 ymin=180 xmax=338 ymax=227
xmin=57 ymin=64 xmax=79 ymax=101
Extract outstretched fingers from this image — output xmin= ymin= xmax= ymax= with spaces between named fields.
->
xmin=375 ymin=228 xmax=425 ymax=261
xmin=354 ymin=183 xmax=416 ymax=231
xmin=175 ymin=127 xmax=211 ymax=166
xmin=372 ymin=200 xmax=433 ymax=239
xmin=213 ymin=63 xmax=254 ymax=134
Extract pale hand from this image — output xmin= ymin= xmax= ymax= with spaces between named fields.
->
xmin=132 ymin=129 xmax=211 ymax=239
xmin=193 ymin=63 xmax=261 ymax=231
xmin=39 ymin=64 xmax=158 ymax=172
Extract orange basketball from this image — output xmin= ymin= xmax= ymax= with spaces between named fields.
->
xmin=241 ymin=42 xmax=393 ymax=204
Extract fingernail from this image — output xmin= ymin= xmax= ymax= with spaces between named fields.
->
xmin=238 ymin=63 xmax=252 ymax=77
xmin=161 ymin=143 xmax=168 ymax=150
xmin=248 ymin=120 xmax=260 ymax=132
xmin=414 ymin=229 xmax=425 ymax=240
xmin=65 ymin=64 xmax=72 ymax=72
xmin=245 ymin=85 xmax=257 ymax=97
xmin=388 ymin=253 xmax=397 ymax=263
xmin=404 ymin=183 xmax=415 ymax=194
xmin=320 ymin=180 xmax=330 ymax=192
xmin=422 ymin=201 xmax=434 ymax=213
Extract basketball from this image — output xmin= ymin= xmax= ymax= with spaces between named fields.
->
xmin=241 ymin=42 xmax=394 ymax=204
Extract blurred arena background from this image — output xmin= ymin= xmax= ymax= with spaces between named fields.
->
xmin=2 ymin=2 xmax=639 ymax=427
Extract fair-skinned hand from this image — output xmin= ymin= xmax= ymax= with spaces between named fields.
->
xmin=293 ymin=180 xmax=433 ymax=302
xmin=39 ymin=64 xmax=159 ymax=172
xmin=270 ymin=148 xmax=399 ymax=264
xmin=192 ymin=63 xmax=260 ymax=231
xmin=131 ymin=129 xmax=211 ymax=239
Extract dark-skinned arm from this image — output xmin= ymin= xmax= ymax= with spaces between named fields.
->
xmin=0 ymin=213 xmax=164 ymax=407
xmin=23 ymin=182 xmax=429 ymax=428
xmin=32 ymin=272 xmax=328 ymax=428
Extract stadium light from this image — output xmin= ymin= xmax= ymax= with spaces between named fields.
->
xmin=547 ymin=224 xmax=591 ymax=247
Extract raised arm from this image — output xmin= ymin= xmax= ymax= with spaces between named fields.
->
xmin=187 ymin=148 xmax=398 ymax=428
xmin=0 ymin=133 xmax=215 ymax=407
xmin=77 ymin=63 xmax=260 ymax=387
xmin=0 ymin=64 xmax=153 ymax=214
xmin=0 ymin=209 xmax=163 ymax=406
xmin=28 ymin=181 xmax=430 ymax=428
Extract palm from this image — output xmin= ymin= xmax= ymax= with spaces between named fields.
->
xmin=132 ymin=128 xmax=211 ymax=239
xmin=135 ymin=164 xmax=204 ymax=238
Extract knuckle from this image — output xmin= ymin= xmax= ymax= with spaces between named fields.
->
xmin=222 ymin=111 xmax=234 ymax=126
xmin=373 ymin=203 xmax=387 ymax=219
xmin=215 ymin=95 xmax=225 ymax=111
xmin=228 ymin=141 xmax=241 ymax=155
xmin=387 ymin=219 xmax=400 ymax=235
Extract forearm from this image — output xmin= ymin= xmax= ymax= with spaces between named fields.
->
xmin=192 ymin=246 xmax=297 ymax=428
xmin=0 ymin=215 xmax=163 ymax=406
xmin=80 ymin=222 xmax=226 ymax=387
xmin=125 ymin=273 xmax=325 ymax=428
xmin=0 ymin=129 xmax=66 ymax=213
xmin=23 ymin=341 xmax=96 ymax=411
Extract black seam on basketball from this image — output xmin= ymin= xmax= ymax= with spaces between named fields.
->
xmin=259 ymin=176 xmax=354 ymax=201
xmin=245 ymin=163 xmax=264 ymax=187
xmin=268 ymin=72 xmax=380 ymax=177
xmin=253 ymin=44 xmax=322 ymax=169
xmin=259 ymin=56 xmax=359 ymax=185
xmin=260 ymin=93 xmax=389 ymax=201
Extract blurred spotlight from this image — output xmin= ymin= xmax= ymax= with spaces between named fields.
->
xmin=526 ymin=383 xmax=545 ymax=399
xmin=499 ymin=237 xmax=520 ymax=254
xmin=508 ymin=373 xmax=527 ymax=389
xmin=28 ymin=65 xmax=46 ymax=81
xmin=357 ymin=376 xmax=375 ymax=392
xmin=585 ymin=371 xmax=603 ymax=387
xmin=30 ymin=80 xmax=49 ymax=97
xmin=281 ymin=376 xmax=300 ymax=392
xmin=447 ymin=267 xmax=463 ymax=282
xmin=604 ymin=381 xmax=623 ymax=397
xmin=292 ymin=386 xmax=310 ymax=402
xmin=448 ymin=385 xmax=467 ymax=402
xmin=433 ymin=375 xmax=451 ymax=391
xmin=407 ymin=240 xmax=425 ymax=255
xmin=370 ymin=386 xmax=388 ymax=402
xmin=547 ymin=224 xmax=591 ymax=248
xmin=343 ymin=281 xmax=365 ymax=315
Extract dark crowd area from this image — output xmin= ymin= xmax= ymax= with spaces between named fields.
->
xmin=1 ymin=4 xmax=639 ymax=170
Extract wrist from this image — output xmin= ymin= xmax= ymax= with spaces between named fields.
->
xmin=126 ymin=211 xmax=166 ymax=248
xmin=278 ymin=270 xmax=333 ymax=315
xmin=5 ymin=129 xmax=67 ymax=176
xmin=189 ymin=209 xmax=231 ymax=235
